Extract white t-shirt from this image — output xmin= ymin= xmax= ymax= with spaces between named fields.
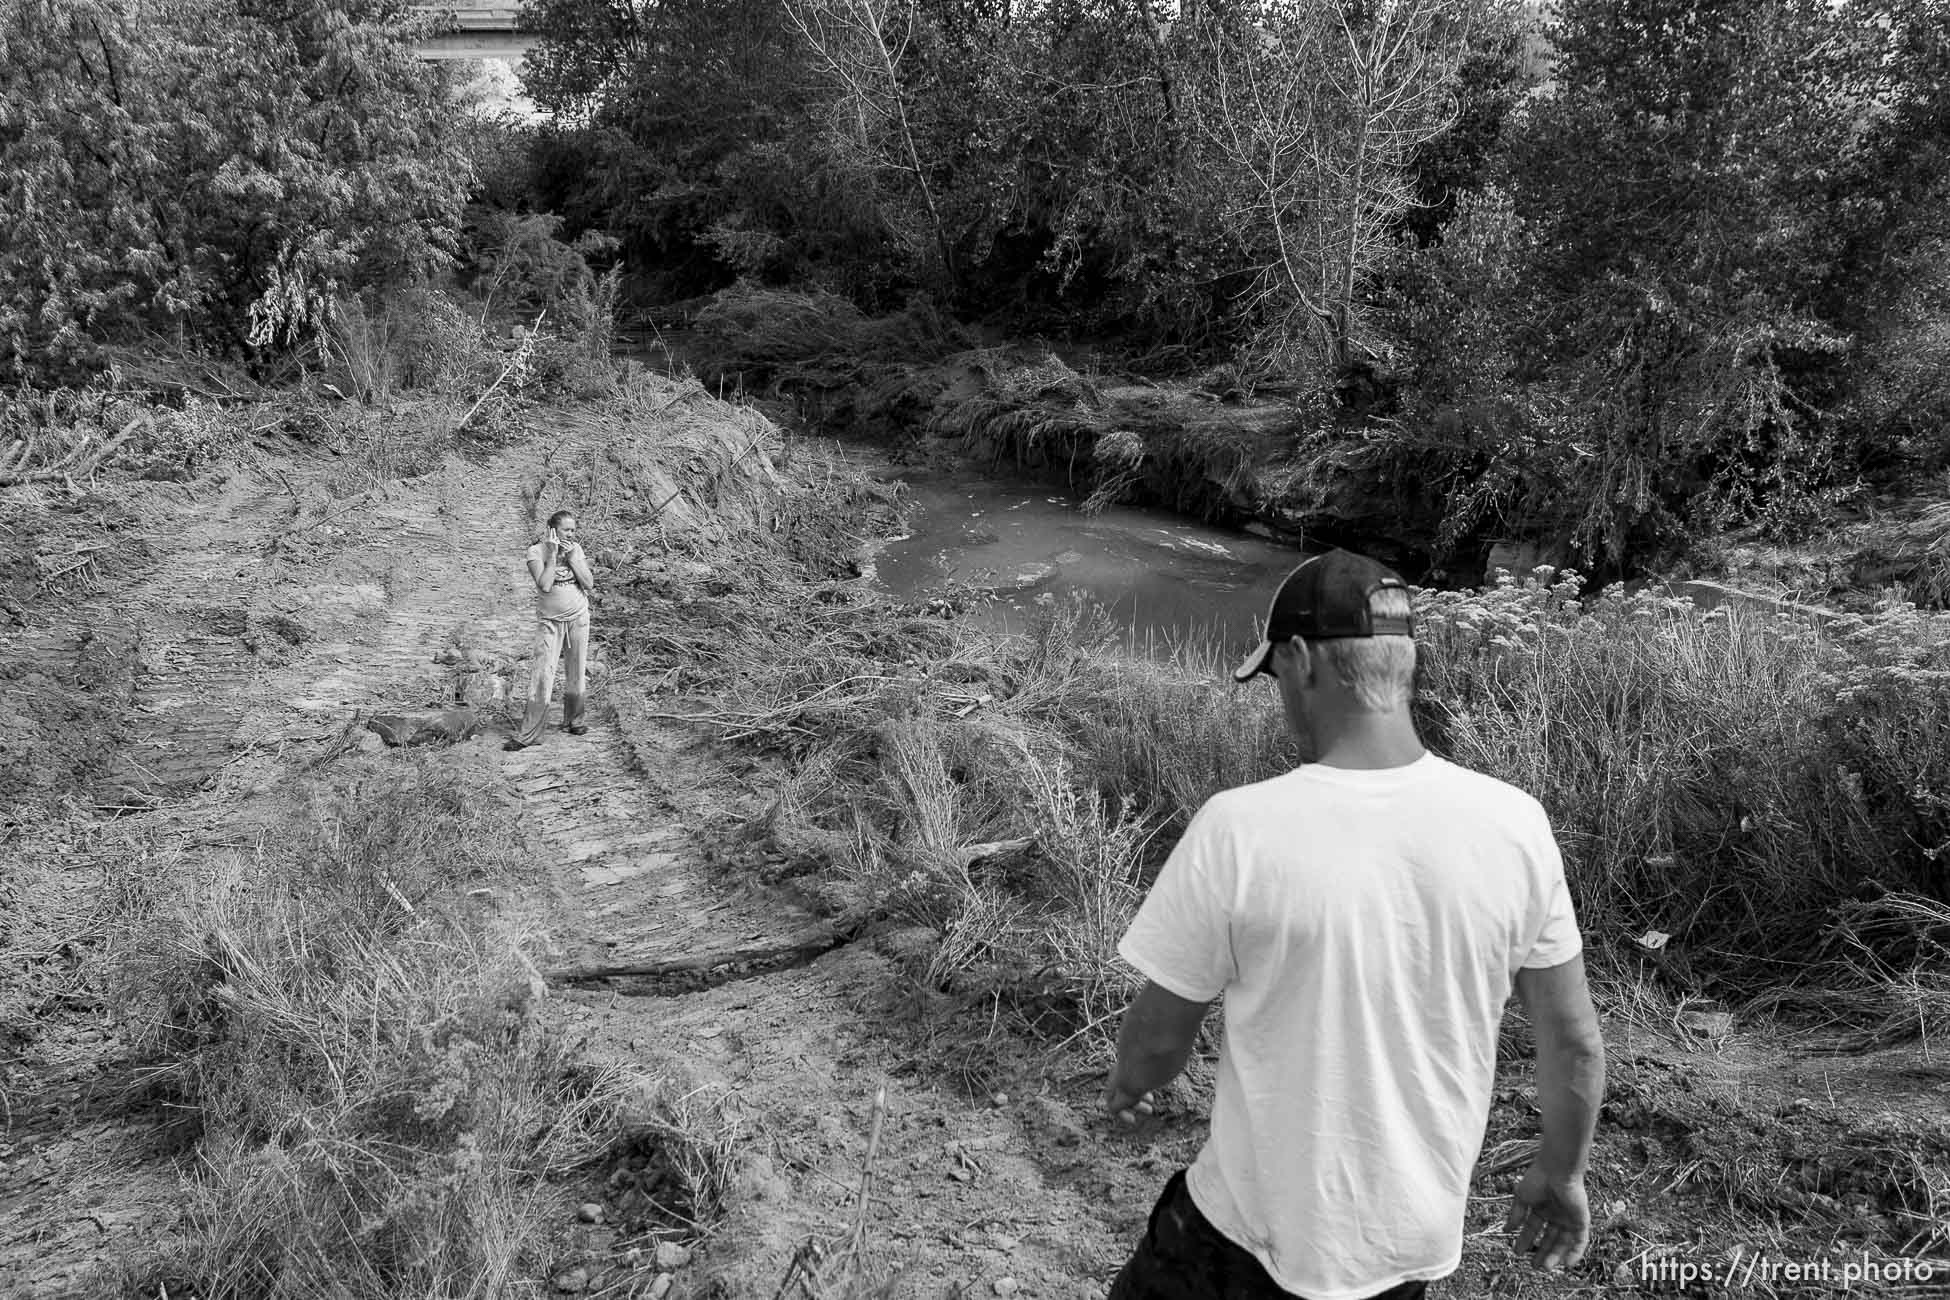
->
xmin=1117 ymin=752 xmax=1581 ymax=1299
xmin=526 ymin=542 xmax=588 ymax=621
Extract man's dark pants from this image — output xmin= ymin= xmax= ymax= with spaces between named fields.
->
xmin=1109 ymin=1170 xmax=1430 ymax=1300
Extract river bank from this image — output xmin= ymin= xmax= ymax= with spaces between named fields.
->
xmin=3 ymin=358 xmax=1947 ymax=1295
xmin=635 ymin=289 xmax=1421 ymax=568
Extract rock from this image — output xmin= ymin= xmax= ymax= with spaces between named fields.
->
xmin=576 ymin=1202 xmax=604 ymax=1224
xmin=1676 ymin=1008 xmax=1733 ymax=1042
xmin=1613 ymin=1263 xmax=1636 ymax=1288
xmin=654 ymin=1241 xmax=693 ymax=1270
xmin=366 ymin=714 xmax=421 ymax=747
xmin=873 ymin=925 xmax=942 ymax=968
xmin=1010 ymin=563 xmax=1056 ymax=589
xmin=991 ymin=1092 xmax=1009 ymax=1106
xmin=551 ymin=1266 xmax=590 ymax=1293
xmin=994 ymin=1278 xmax=1020 ymax=1297
xmin=364 ymin=708 xmax=485 ymax=748
xmin=648 ymin=1274 xmax=674 ymax=1300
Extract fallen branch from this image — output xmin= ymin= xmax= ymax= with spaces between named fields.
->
xmin=547 ymin=917 xmax=865 ymax=984
xmin=453 ymin=308 xmax=545 ymax=435
xmin=0 ymin=413 xmax=145 ymax=487
xmin=957 ymin=837 xmax=1032 ymax=867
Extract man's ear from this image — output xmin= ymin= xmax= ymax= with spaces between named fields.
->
xmin=1272 ymin=636 xmax=1312 ymax=686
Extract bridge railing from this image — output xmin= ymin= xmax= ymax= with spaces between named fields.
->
xmin=412 ymin=4 xmax=525 ymax=32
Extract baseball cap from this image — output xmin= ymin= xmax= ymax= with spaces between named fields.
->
xmin=1232 ymin=549 xmax=1414 ymax=682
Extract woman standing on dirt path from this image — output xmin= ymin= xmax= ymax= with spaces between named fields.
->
xmin=1101 ymin=550 xmax=1605 ymax=1300
xmin=505 ymin=508 xmax=595 ymax=751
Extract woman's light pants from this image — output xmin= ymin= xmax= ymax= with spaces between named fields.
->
xmin=514 ymin=609 xmax=589 ymax=745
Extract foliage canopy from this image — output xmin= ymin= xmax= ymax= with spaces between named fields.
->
xmin=0 ymin=0 xmax=472 ymax=380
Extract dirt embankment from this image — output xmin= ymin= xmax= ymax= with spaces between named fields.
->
xmin=3 ymin=366 xmax=1946 ymax=1298
xmin=657 ymin=287 xmax=1431 ymax=571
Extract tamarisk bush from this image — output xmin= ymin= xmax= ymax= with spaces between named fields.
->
xmin=0 ymin=0 xmax=471 ymax=380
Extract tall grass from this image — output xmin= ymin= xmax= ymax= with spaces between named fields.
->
xmin=611 ymin=451 xmax=1950 ymax=1051
xmin=1416 ymin=571 xmax=1950 ymax=998
xmin=106 ymin=753 xmax=682 ymax=1299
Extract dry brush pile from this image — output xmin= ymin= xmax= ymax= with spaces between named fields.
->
xmin=105 ymin=753 xmax=730 ymax=1299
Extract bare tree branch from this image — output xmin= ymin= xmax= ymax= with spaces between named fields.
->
xmin=785 ymin=0 xmax=958 ymax=285
xmin=1192 ymin=0 xmax=1473 ymax=378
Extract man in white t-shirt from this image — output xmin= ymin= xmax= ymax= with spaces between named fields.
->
xmin=1104 ymin=549 xmax=1605 ymax=1299
xmin=505 ymin=508 xmax=596 ymax=751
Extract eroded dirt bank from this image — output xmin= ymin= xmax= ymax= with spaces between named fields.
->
xmin=2 ymin=371 xmax=1945 ymax=1298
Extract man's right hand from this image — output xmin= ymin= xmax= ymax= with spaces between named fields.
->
xmin=1505 ymin=1161 xmax=1590 ymax=1270
xmin=1100 ymin=1082 xmax=1161 ymax=1140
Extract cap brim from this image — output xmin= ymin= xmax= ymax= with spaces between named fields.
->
xmin=1232 ymin=638 xmax=1275 ymax=683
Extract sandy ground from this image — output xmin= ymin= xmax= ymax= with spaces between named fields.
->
xmin=2 ymin=415 xmax=1946 ymax=1298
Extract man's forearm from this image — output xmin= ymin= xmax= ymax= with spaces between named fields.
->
xmin=1535 ymin=1040 xmax=1604 ymax=1179
xmin=1110 ymin=1013 xmax=1199 ymax=1098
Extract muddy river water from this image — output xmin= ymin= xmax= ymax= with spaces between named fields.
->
xmin=623 ymin=335 xmax=1311 ymax=651
xmin=851 ymin=454 xmax=1310 ymax=651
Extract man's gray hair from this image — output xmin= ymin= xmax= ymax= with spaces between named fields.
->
xmin=1311 ymin=587 xmax=1416 ymax=711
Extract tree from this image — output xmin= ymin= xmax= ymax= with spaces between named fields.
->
xmin=1185 ymin=0 xmax=1482 ymax=381
xmin=521 ymin=0 xmax=871 ymax=296
xmin=1501 ymin=0 xmax=1946 ymax=566
xmin=0 ymin=0 xmax=471 ymax=379
xmin=787 ymin=0 xmax=959 ymax=285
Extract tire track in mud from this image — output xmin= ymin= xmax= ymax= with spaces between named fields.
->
xmin=89 ymin=474 xmax=290 ymax=810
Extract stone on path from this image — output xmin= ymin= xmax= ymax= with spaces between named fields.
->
xmin=365 ymin=708 xmax=485 ymax=747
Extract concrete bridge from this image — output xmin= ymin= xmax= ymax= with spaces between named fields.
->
xmin=414 ymin=2 xmax=537 ymax=59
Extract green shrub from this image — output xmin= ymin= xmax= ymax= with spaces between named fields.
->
xmin=0 ymin=0 xmax=471 ymax=381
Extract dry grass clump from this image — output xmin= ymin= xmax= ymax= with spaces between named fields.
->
xmin=1417 ymin=568 xmax=1950 ymax=1028
xmin=691 ymin=285 xmax=970 ymax=383
xmin=106 ymin=753 xmax=652 ymax=1299
xmin=521 ymin=366 xmax=792 ymax=547
xmin=918 ymin=350 xmax=1291 ymax=522
xmin=688 ymin=286 xmax=975 ymax=439
xmin=1847 ymin=496 xmax=1950 ymax=609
